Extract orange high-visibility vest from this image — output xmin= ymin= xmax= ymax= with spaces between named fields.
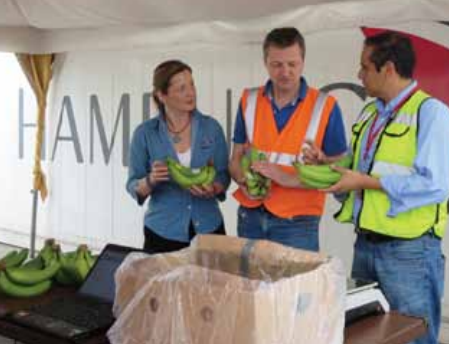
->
xmin=233 ymin=85 xmax=336 ymax=218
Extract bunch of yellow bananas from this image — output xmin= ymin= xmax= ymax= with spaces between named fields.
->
xmin=166 ymin=157 xmax=216 ymax=189
xmin=292 ymin=155 xmax=352 ymax=189
xmin=241 ymin=148 xmax=271 ymax=197
xmin=0 ymin=239 xmax=97 ymax=298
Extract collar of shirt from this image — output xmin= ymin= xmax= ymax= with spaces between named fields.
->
xmin=155 ymin=108 xmax=199 ymax=129
xmin=374 ymin=80 xmax=418 ymax=119
xmin=263 ymin=76 xmax=308 ymax=110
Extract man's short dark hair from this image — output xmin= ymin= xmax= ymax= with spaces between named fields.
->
xmin=364 ymin=31 xmax=416 ymax=79
xmin=263 ymin=27 xmax=305 ymax=60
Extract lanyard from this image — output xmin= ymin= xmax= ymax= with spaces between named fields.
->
xmin=363 ymin=86 xmax=418 ymax=161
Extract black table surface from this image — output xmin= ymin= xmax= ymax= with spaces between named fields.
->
xmin=0 ymin=287 xmax=426 ymax=344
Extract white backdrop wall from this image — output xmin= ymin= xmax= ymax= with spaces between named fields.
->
xmin=0 ymin=22 xmax=448 ymax=309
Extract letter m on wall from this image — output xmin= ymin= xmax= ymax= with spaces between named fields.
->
xmin=90 ymin=94 xmax=130 ymax=166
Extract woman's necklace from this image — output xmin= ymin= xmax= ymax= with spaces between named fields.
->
xmin=166 ymin=114 xmax=191 ymax=144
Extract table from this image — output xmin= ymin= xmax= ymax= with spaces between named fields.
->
xmin=344 ymin=312 xmax=426 ymax=344
xmin=0 ymin=287 xmax=426 ymax=344
xmin=0 ymin=287 xmax=108 ymax=344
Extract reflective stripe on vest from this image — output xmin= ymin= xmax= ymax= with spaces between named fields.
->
xmin=244 ymin=88 xmax=329 ymax=165
xmin=244 ymin=88 xmax=258 ymax=143
xmin=371 ymin=161 xmax=416 ymax=176
xmin=234 ymin=85 xmax=335 ymax=217
xmin=335 ymin=89 xmax=447 ymax=238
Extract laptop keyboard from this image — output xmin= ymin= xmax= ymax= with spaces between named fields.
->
xmin=29 ymin=295 xmax=113 ymax=330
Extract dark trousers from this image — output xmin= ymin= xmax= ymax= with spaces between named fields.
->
xmin=143 ymin=222 xmax=225 ymax=254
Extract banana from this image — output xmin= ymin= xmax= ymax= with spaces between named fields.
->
xmin=0 ymin=249 xmax=28 ymax=269
xmin=62 ymin=245 xmax=91 ymax=285
xmin=166 ymin=159 xmax=190 ymax=188
xmin=249 ymin=147 xmax=260 ymax=162
xmin=167 ymin=157 xmax=212 ymax=188
xmin=0 ymin=251 xmax=17 ymax=263
xmin=0 ymin=272 xmax=52 ymax=298
xmin=166 ymin=157 xmax=196 ymax=178
xmin=75 ymin=245 xmax=91 ymax=282
xmin=22 ymin=256 xmax=44 ymax=270
xmin=6 ymin=258 xmax=60 ymax=286
xmin=64 ymin=250 xmax=77 ymax=260
xmin=57 ymin=251 xmax=79 ymax=286
xmin=246 ymin=177 xmax=258 ymax=189
xmin=335 ymin=155 xmax=352 ymax=168
xmin=20 ymin=239 xmax=57 ymax=270
xmin=0 ymin=251 xmax=18 ymax=270
xmin=297 ymin=163 xmax=341 ymax=184
xmin=298 ymin=173 xmax=331 ymax=189
xmin=202 ymin=166 xmax=216 ymax=186
xmin=240 ymin=147 xmax=270 ymax=197
xmin=54 ymin=248 xmax=77 ymax=286
xmin=40 ymin=238 xmax=56 ymax=267
xmin=240 ymin=155 xmax=250 ymax=173
xmin=293 ymin=155 xmax=352 ymax=189
xmin=258 ymin=152 xmax=267 ymax=161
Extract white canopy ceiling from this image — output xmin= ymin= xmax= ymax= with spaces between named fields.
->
xmin=0 ymin=0 xmax=449 ymax=52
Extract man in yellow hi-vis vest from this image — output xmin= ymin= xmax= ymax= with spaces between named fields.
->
xmin=320 ymin=32 xmax=449 ymax=344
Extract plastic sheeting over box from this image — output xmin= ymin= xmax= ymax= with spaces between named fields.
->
xmin=108 ymin=235 xmax=346 ymax=344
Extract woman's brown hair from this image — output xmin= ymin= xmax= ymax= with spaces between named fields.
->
xmin=152 ymin=60 xmax=192 ymax=113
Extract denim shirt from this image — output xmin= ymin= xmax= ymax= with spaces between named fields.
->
xmin=126 ymin=110 xmax=230 ymax=242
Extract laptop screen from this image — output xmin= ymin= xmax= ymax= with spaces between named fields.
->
xmin=78 ymin=244 xmax=138 ymax=302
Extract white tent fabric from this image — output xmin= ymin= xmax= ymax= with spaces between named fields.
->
xmin=0 ymin=0 xmax=449 ymax=52
xmin=1 ymin=0 xmax=449 ymax=320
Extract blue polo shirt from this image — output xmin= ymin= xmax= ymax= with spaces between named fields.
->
xmin=233 ymin=77 xmax=347 ymax=156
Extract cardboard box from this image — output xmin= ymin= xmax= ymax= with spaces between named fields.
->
xmin=109 ymin=235 xmax=346 ymax=344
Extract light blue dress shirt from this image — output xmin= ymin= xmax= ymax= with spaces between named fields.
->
xmin=353 ymin=81 xmax=449 ymax=221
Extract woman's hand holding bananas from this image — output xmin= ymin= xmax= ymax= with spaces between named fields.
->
xmin=166 ymin=157 xmax=217 ymax=194
xmin=189 ymin=181 xmax=223 ymax=198
xmin=138 ymin=160 xmax=169 ymax=196
xmin=148 ymin=160 xmax=170 ymax=186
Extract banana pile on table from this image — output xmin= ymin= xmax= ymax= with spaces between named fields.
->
xmin=0 ymin=239 xmax=97 ymax=298
xmin=292 ymin=155 xmax=352 ymax=189
xmin=167 ymin=156 xmax=216 ymax=188
xmin=240 ymin=148 xmax=271 ymax=198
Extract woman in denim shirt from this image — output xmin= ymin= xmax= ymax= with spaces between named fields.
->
xmin=126 ymin=60 xmax=230 ymax=253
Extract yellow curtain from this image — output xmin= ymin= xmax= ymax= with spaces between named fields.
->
xmin=15 ymin=54 xmax=54 ymax=201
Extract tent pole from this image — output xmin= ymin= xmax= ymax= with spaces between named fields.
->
xmin=30 ymin=189 xmax=38 ymax=258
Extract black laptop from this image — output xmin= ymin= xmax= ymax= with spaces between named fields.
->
xmin=6 ymin=243 xmax=141 ymax=342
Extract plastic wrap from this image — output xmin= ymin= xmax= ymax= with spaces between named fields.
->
xmin=108 ymin=234 xmax=346 ymax=344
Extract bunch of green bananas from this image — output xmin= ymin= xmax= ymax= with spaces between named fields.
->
xmin=0 ymin=248 xmax=29 ymax=269
xmin=0 ymin=239 xmax=97 ymax=298
xmin=0 ymin=239 xmax=56 ymax=298
xmin=55 ymin=244 xmax=96 ymax=286
xmin=292 ymin=155 xmax=352 ymax=189
xmin=241 ymin=148 xmax=271 ymax=197
xmin=166 ymin=157 xmax=216 ymax=189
